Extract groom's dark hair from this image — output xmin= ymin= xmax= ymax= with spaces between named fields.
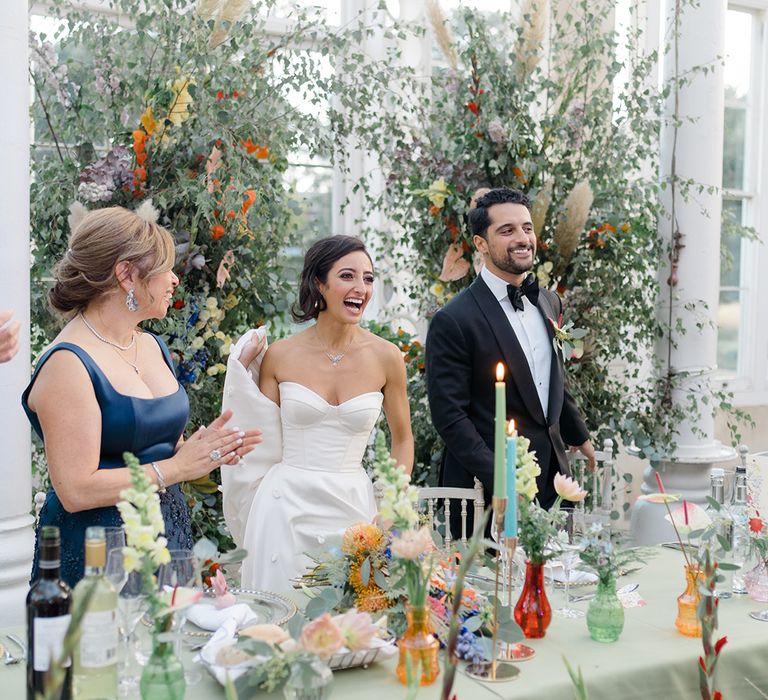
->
xmin=468 ymin=187 xmax=531 ymax=239
xmin=293 ymin=235 xmax=373 ymax=323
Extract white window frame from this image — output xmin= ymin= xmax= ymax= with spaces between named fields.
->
xmin=716 ymin=1 xmax=768 ymax=406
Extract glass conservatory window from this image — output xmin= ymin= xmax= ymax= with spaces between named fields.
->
xmin=717 ymin=6 xmax=756 ymax=379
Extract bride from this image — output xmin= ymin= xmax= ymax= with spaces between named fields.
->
xmin=221 ymin=235 xmax=414 ymax=590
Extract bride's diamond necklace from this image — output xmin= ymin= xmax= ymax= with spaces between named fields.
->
xmin=316 ymin=329 xmax=354 ymax=367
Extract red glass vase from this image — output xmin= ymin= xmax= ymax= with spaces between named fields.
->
xmin=514 ymin=560 xmax=552 ymax=638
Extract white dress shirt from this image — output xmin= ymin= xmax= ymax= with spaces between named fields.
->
xmin=480 ymin=265 xmax=552 ymax=418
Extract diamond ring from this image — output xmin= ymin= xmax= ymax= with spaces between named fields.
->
xmin=209 ymin=448 xmax=223 ymax=462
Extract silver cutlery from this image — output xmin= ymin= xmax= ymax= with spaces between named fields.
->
xmin=569 ymin=582 xmax=639 ymax=603
xmin=1 ymin=641 xmax=21 ymax=666
xmin=5 ymin=634 xmax=26 ymax=662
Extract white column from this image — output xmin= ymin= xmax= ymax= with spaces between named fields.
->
xmin=0 ymin=1 xmax=35 ymax=625
xmin=631 ymin=0 xmax=734 ymax=544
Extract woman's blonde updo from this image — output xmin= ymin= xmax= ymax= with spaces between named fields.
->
xmin=49 ymin=206 xmax=176 ymax=316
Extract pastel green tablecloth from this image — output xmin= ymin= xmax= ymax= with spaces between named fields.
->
xmin=3 ymin=547 xmax=768 ymax=699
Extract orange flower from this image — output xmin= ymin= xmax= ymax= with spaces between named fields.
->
xmin=216 ymin=90 xmax=224 ymax=101
xmin=620 ymin=222 xmax=630 ymax=232
xmin=255 ymin=145 xmax=269 ymax=160
xmin=136 ymin=151 xmax=148 ymax=165
xmin=466 ymin=101 xmax=479 ymax=114
xmin=132 ymin=129 xmax=147 ymax=144
xmin=134 ymin=167 xmax=147 ymax=182
xmin=241 ymin=189 xmax=257 ymax=215
xmin=240 ymin=137 xmax=258 ymax=154
xmin=429 ymin=205 xmax=441 ymax=216
xmin=226 ymin=210 xmax=236 ymax=220
xmin=140 ymin=107 xmax=156 ymax=135
xmin=212 ymin=224 xmax=226 ymax=241
xmin=445 ymin=219 xmax=459 ymax=241
xmin=513 ymin=166 xmax=524 ymax=179
xmin=604 ymin=223 xmax=617 ymax=233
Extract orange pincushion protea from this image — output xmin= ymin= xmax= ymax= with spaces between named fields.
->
xmin=342 ymin=523 xmax=384 ymax=557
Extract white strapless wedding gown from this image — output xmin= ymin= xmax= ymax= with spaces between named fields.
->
xmin=220 ymin=330 xmax=380 ymax=591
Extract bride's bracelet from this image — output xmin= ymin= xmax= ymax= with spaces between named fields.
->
xmin=150 ymin=461 xmax=168 ymax=494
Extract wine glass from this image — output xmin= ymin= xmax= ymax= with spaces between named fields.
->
xmin=104 ymin=526 xmax=126 ymax=558
xmin=105 ymin=549 xmax=147 ymax=696
xmin=157 ymin=549 xmax=201 ymax=685
xmin=554 ymin=525 xmax=585 ymax=619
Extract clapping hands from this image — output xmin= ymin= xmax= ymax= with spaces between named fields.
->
xmin=172 ymin=409 xmax=262 ymax=482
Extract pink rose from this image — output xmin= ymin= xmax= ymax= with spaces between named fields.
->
xmin=554 ymin=473 xmax=587 ymax=502
xmin=390 ymin=526 xmax=434 ymax=560
xmin=331 ymin=610 xmax=378 ymax=651
xmin=298 ymin=613 xmax=344 ymax=658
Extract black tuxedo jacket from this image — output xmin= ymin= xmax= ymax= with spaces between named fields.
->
xmin=425 ymin=275 xmax=589 ymax=518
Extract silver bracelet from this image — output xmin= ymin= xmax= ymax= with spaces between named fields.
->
xmin=150 ymin=461 xmax=167 ymax=493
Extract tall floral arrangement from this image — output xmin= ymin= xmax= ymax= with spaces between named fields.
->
xmin=28 ymin=0 xmax=418 ymax=546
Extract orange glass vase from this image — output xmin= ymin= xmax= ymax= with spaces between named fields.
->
xmin=675 ymin=564 xmax=703 ymax=637
xmin=395 ymin=605 xmax=440 ymax=686
xmin=514 ymin=560 xmax=552 ymax=639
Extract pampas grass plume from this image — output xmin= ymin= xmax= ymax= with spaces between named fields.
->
xmin=531 ymin=180 xmax=552 ymax=235
xmin=517 ymin=0 xmax=548 ymax=78
xmin=135 ymin=199 xmax=160 ymax=224
xmin=427 ymin=0 xmax=458 ymax=71
xmin=67 ymin=201 xmax=89 ymax=234
xmin=553 ymin=179 xmax=593 ymax=266
xmin=195 ymin=0 xmax=222 ymax=21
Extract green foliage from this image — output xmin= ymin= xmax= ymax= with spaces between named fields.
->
xmin=366 ymin=321 xmax=443 ymax=485
xmin=28 ymin=0 xmax=416 ymax=547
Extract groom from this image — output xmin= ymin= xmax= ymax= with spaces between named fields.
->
xmin=426 ymin=187 xmax=594 ymax=532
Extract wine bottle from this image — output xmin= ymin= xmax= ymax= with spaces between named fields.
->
xmin=72 ymin=526 xmax=119 ymax=700
xmin=26 ymin=525 xmax=72 ymax=700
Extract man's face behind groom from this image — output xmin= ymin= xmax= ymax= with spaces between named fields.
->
xmin=473 ymin=202 xmax=537 ymax=284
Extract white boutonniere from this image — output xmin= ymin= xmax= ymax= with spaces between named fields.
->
xmin=550 ymin=316 xmax=587 ymax=361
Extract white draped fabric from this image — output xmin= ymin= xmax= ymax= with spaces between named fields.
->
xmin=221 ymin=331 xmax=379 ymax=591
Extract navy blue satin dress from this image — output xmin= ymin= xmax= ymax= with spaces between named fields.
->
xmin=22 ymin=334 xmax=193 ymax=588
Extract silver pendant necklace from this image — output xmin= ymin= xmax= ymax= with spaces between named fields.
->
xmin=79 ymin=311 xmax=141 ymax=374
xmin=316 ymin=328 xmax=354 ymax=367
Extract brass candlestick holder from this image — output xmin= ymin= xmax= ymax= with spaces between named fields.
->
xmin=465 ymin=496 xmax=521 ymax=682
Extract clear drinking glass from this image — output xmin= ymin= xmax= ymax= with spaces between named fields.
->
xmin=105 ymin=551 xmax=147 ymax=698
xmin=554 ymin=540 xmax=585 ymax=619
xmin=157 ymin=549 xmax=201 ymax=686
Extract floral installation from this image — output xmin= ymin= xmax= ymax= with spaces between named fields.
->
xmin=118 ymin=452 xmax=202 ymax=651
xmin=28 ymin=0 xmax=425 ymax=550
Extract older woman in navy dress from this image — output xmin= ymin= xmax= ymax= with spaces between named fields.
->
xmin=22 ymin=206 xmax=261 ymax=587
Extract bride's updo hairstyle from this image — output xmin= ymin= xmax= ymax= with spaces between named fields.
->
xmin=292 ymin=235 xmax=372 ymax=323
xmin=49 ymin=206 xmax=175 ymax=317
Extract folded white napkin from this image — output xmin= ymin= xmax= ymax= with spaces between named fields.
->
xmin=186 ymin=602 xmax=259 ymax=632
xmin=197 ymin=618 xmax=265 ymax=686
xmin=545 ymin=563 xmax=598 ymax=585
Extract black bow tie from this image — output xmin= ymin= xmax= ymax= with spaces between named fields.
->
xmin=507 ymin=275 xmax=539 ymax=312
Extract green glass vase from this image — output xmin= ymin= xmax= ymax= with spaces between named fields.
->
xmin=140 ymin=634 xmax=185 ymax=700
xmin=586 ymin=577 xmax=624 ymax=643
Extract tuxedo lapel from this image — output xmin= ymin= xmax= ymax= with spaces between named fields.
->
xmin=536 ymin=292 xmax=564 ymax=422
xmin=469 ymin=277 xmax=546 ymax=425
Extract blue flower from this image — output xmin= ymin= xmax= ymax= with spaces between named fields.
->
xmin=176 ymin=360 xmax=197 ymax=385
